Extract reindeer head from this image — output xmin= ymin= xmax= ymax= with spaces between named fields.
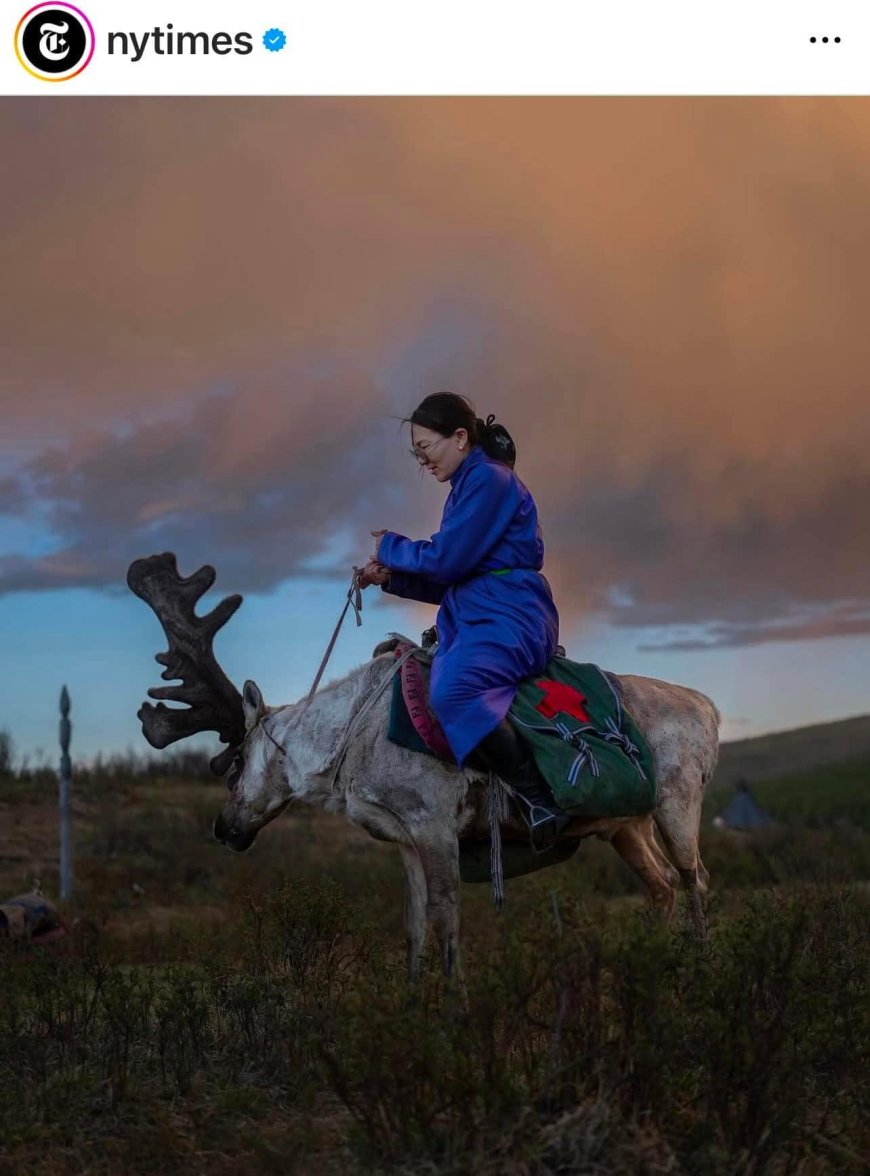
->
xmin=213 ymin=680 xmax=294 ymax=851
xmin=127 ymin=553 xmax=290 ymax=851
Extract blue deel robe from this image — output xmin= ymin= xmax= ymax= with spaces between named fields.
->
xmin=378 ymin=444 xmax=560 ymax=767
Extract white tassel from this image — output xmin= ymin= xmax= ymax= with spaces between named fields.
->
xmin=487 ymin=771 xmax=512 ymax=909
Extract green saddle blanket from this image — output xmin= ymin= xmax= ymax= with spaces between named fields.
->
xmin=385 ymin=638 xmax=657 ymax=819
xmin=509 ymin=660 xmax=657 ymax=818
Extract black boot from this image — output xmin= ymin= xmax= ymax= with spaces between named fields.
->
xmin=476 ymin=718 xmax=571 ymax=851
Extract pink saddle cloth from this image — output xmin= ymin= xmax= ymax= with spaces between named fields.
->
xmin=393 ymin=640 xmax=453 ymax=759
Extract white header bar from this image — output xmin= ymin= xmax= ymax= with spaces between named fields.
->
xmin=2 ymin=1 xmax=867 ymax=96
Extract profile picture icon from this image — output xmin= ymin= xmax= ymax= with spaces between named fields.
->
xmin=15 ymin=2 xmax=94 ymax=81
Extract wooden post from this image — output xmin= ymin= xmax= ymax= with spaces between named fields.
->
xmin=59 ymin=685 xmax=72 ymax=901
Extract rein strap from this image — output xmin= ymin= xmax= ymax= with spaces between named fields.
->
xmin=301 ymin=567 xmax=363 ymax=713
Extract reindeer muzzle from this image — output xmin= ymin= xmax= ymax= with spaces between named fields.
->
xmin=213 ymin=813 xmax=256 ymax=853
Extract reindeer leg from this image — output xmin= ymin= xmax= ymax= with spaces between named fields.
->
xmin=416 ymin=833 xmax=468 ymax=1017
xmin=398 ymin=845 xmax=428 ymax=986
xmin=610 ymin=817 xmax=678 ymax=919
xmin=653 ymin=779 xmax=708 ymax=941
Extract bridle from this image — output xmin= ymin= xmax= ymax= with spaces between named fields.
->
xmin=226 ymin=567 xmax=363 ymax=791
xmin=261 ymin=720 xmax=287 ymax=758
xmin=226 ymin=715 xmax=287 ymax=791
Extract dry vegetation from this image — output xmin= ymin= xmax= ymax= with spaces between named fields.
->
xmin=0 ymin=739 xmax=868 ymax=1174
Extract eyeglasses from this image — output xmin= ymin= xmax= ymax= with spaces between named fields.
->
xmin=409 ymin=435 xmax=452 ymax=466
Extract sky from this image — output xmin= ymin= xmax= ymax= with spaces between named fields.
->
xmin=1 ymin=97 xmax=869 ymax=764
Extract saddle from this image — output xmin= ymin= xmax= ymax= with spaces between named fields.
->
xmin=375 ymin=632 xmax=656 ymax=821
xmin=374 ymin=632 xmax=453 ymax=761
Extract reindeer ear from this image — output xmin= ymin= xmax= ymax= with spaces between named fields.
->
xmin=242 ymin=680 xmax=265 ymax=728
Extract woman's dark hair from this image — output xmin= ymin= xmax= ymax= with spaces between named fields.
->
xmin=406 ymin=392 xmax=517 ymax=468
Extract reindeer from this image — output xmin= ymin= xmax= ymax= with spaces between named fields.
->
xmin=128 ymin=553 xmax=720 ymax=996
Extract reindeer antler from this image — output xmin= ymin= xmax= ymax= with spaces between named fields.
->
xmin=126 ymin=552 xmax=245 ymax=775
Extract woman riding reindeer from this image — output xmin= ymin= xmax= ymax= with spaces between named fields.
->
xmin=358 ymin=392 xmax=568 ymax=844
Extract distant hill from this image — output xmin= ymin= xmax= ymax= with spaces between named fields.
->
xmin=711 ymin=713 xmax=870 ymax=790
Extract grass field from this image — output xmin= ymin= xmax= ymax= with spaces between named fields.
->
xmin=1 ymin=754 xmax=868 ymax=1174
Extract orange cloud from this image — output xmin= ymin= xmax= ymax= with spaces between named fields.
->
xmin=2 ymin=99 xmax=869 ymax=645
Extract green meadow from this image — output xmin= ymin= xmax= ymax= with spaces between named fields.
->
xmin=0 ymin=742 xmax=867 ymax=1174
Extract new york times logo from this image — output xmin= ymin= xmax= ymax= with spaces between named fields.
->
xmin=15 ymin=2 xmax=95 ymax=81
xmin=15 ymin=7 xmax=265 ymax=79
xmin=107 ymin=23 xmax=254 ymax=62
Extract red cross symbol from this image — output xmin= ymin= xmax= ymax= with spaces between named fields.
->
xmin=534 ymin=680 xmax=590 ymax=722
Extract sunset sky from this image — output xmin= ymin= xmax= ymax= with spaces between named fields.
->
xmin=2 ymin=98 xmax=868 ymax=764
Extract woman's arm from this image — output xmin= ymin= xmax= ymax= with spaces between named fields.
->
xmin=358 ymin=555 xmax=446 ymax=605
xmin=381 ymin=571 xmax=446 ymax=605
xmin=377 ymin=461 xmax=520 ymax=585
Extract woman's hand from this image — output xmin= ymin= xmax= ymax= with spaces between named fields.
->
xmin=358 ymin=559 xmax=390 ymax=589
xmin=358 ymin=530 xmax=390 ymax=587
